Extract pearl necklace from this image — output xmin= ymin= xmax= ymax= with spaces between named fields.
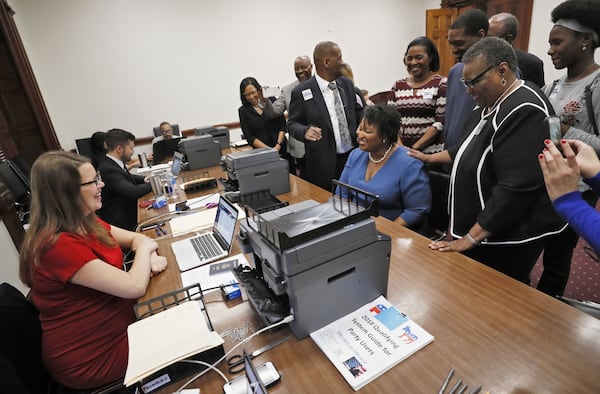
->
xmin=369 ymin=143 xmax=394 ymax=164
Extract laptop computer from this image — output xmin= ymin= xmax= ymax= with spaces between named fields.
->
xmin=171 ymin=196 xmax=239 ymax=271
xmin=153 ymin=137 xmax=182 ymax=164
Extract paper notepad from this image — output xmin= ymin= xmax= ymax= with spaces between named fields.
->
xmin=124 ymin=300 xmax=224 ymax=386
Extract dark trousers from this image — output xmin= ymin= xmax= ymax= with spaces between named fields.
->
xmin=537 ymin=190 xmax=598 ymax=297
xmin=464 ymin=239 xmax=547 ymax=284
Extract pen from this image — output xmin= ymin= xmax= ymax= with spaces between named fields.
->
xmin=468 ymin=385 xmax=482 ymax=394
xmin=438 ymin=368 xmax=455 ymax=394
xmin=457 ymin=383 xmax=468 ymax=394
xmin=158 ymin=225 xmax=167 ymax=235
xmin=449 ymin=379 xmax=462 ymax=394
xmin=155 ymin=227 xmax=161 ymax=237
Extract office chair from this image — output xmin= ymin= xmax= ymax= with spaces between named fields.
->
xmin=152 ymin=123 xmax=181 ymax=138
xmin=418 ymin=167 xmax=450 ymax=241
xmin=0 ymin=161 xmax=30 ymax=224
xmin=75 ymin=137 xmax=94 ymax=159
xmin=368 ymin=90 xmax=393 ymax=105
xmin=0 ymin=283 xmax=131 ymax=394
xmin=0 ymin=182 xmax=25 ymax=251
xmin=6 ymin=156 xmax=31 ymax=192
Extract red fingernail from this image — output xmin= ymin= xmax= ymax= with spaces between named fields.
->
xmin=544 ymin=139 xmax=551 ymax=144
xmin=561 ymin=139 xmax=566 ymax=144
xmin=543 ymin=148 xmax=548 ymax=152
xmin=539 ymin=154 xmax=544 ymax=159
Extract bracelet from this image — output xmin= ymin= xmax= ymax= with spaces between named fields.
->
xmin=464 ymin=232 xmax=481 ymax=246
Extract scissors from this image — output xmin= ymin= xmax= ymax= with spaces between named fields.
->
xmin=226 ymin=335 xmax=290 ymax=374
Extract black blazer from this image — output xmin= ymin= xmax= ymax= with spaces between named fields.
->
xmin=96 ymin=157 xmax=152 ymax=231
xmin=287 ymin=76 xmax=365 ymax=190
xmin=516 ymin=48 xmax=545 ymax=89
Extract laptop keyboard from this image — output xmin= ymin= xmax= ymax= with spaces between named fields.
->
xmin=190 ymin=233 xmax=222 ymax=261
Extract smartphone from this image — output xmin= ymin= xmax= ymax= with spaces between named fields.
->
xmin=262 ymin=86 xmax=281 ymax=98
xmin=547 ymin=116 xmax=562 ymax=145
xmin=223 ymin=361 xmax=280 ymax=394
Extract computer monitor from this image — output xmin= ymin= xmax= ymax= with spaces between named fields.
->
xmin=152 ymin=137 xmax=182 ymax=164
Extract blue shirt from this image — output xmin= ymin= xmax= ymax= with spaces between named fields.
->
xmin=339 ymin=146 xmax=431 ymax=226
xmin=553 ymin=172 xmax=600 ymax=252
xmin=443 ymin=63 xmax=476 ymax=150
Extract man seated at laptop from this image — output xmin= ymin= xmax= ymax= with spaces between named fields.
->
xmin=152 ymin=121 xmax=182 ymax=164
xmin=97 ymin=129 xmax=152 ymax=231
xmin=152 ymin=121 xmax=176 ymax=143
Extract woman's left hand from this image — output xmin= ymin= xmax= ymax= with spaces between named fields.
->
xmin=428 ymin=237 xmax=473 ymax=252
xmin=538 ymin=139 xmax=580 ymax=201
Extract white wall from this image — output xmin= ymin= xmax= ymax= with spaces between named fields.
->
xmin=8 ymin=0 xmax=439 ymax=151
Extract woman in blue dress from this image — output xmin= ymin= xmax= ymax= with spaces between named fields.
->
xmin=339 ymin=104 xmax=431 ymax=228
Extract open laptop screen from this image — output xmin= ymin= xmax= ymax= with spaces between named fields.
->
xmin=213 ymin=197 xmax=238 ymax=248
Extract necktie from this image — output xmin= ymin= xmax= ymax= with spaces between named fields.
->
xmin=328 ymin=81 xmax=352 ymax=149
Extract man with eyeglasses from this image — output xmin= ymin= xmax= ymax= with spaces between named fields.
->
xmin=263 ymin=55 xmax=313 ymax=178
xmin=97 ymin=128 xmax=151 ymax=231
xmin=488 ymin=13 xmax=545 ymax=88
xmin=443 ymin=9 xmax=488 ymax=154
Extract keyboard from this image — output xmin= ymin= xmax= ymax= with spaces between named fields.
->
xmin=190 ymin=233 xmax=221 ymax=261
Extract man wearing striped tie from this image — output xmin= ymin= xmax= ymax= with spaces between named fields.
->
xmin=287 ymin=41 xmax=365 ymax=190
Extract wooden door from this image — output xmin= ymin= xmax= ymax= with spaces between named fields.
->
xmin=486 ymin=0 xmax=534 ymax=51
xmin=0 ymin=1 xmax=59 ymax=164
xmin=426 ymin=8 xmax=459 ymax=77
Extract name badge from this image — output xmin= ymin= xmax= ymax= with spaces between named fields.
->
xmin=422 ymin=90 xmax=434 ymax=100
xmin=302 ymin=89 xmax=313 ymax=101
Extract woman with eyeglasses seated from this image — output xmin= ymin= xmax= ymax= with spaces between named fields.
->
xmin=408 ymin=37 xmax=566 ymax=284
xmin=18 ymin=151 xmax=167 ymax=390
xmin=339 ymin=104 xmax=431 ymax=228
xmin=539 ymin=139 xmax=600 ymax=253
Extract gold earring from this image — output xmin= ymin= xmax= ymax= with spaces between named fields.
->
xmin=500 ymin=78 xmax=507 ymax=87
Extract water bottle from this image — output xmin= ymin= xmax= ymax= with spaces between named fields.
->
xmin=168 ymin=172 xmax=178 ymax=199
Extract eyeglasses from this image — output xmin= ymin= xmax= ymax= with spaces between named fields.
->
xmin=80 ymin=171 xmax=102 ymax=187
xmin=460 ymin=64 xmax=495 ymax=88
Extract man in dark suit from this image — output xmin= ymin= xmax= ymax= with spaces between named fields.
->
xmin=488 ymin=12 xmax=545 ymax=88
xmin=97 ymin=129 xmax=152 ymax=231
xmin=287 ymin=41 xmax=365 ymax=190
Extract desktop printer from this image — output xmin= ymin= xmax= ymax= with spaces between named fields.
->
xmin=236 ymin=182 xmax=391 ymax=338
xmin=195 ymin=126 xmax=230 ymax=149
xmin=179 ymin=135 xmax=222 ymax=170
xmin=222 ymin=147 xmax=290 ymax=195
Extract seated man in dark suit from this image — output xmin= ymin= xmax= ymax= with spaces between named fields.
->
xmin=97 ymin=129 xmax=152 ymax=231
xmin=287 ymin=41 xmax=365 ymax=190
xmin=488 ymin=12 xmax=545 ymax=88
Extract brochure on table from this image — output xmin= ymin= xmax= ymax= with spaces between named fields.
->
xmin=310 ymin=295 xmax=434 ymax=391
